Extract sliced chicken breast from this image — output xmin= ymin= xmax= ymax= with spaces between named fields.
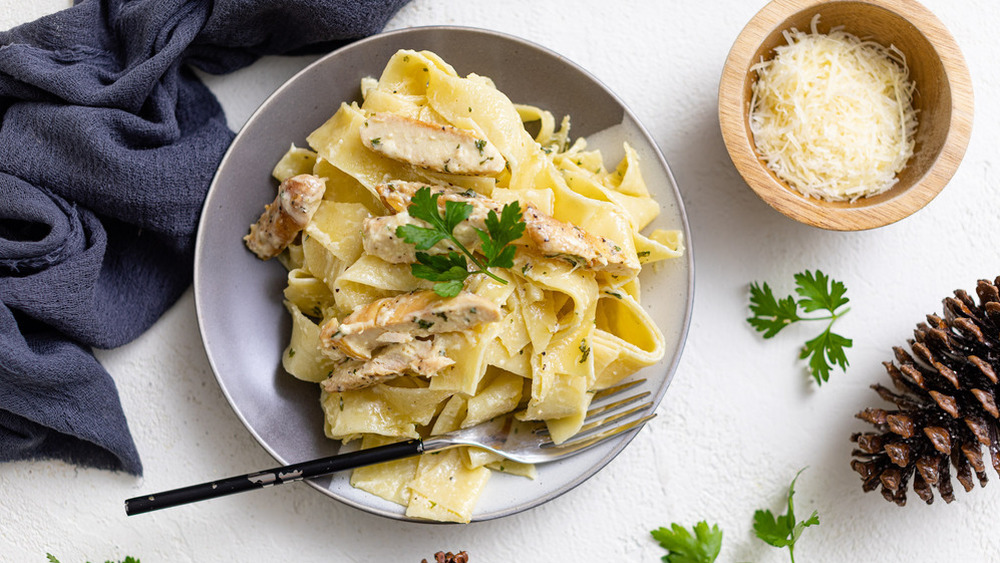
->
xmin=320 ymin=338 xmax=454 ymax=392
xmin=244 ymin=174 xmax=326 ymax=260
xmin=376 ymin=180 xmax=489 ymax=214
xmin=362 ymin=210 xmax=482 ymax=264
xmin=359 ymin=113 xmax=505 ymax=176
xmin=520 ymin=206 xmax=638 ymax=276
xmin=319 ymin=290 xmax=501 ymax=360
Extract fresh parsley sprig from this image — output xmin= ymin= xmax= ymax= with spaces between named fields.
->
xmin=753 ymin=468 xmax=819 ymax=563
xmin=747 ymin=270 xmax=851 ymax=385
xmin=396 ymin=186 xmax=525 ymax=297
xmin=651 ymin=521 xmax=723 ymax=563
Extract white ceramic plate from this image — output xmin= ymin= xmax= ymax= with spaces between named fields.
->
xmin=194 ymin=26 xmax=694 ymax=522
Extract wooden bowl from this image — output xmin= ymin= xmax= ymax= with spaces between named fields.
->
xmin=719 ymin=0 xmax=973 ymax=230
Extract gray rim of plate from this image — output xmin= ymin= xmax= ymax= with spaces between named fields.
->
xmin=193 ymin=25 xmax=695 ymax=523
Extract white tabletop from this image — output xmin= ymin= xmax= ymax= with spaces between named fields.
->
xmin=3 ymin=1 xmax=998 ymax=561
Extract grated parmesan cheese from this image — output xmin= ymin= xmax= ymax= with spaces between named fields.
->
xmin=749 ymin=15 xmax=918 ymax=202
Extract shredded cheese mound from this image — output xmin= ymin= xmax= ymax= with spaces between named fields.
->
xmin=749 ymin=15 xmax=918 ymax=202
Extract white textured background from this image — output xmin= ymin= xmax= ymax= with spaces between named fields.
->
xmin=3 ymin=1 xmax=999 ymax=561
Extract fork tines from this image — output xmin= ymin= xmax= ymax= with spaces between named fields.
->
xmin=538 ymin=378 xmax=656 ymax=452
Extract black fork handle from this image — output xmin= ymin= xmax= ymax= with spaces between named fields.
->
xmin=125 ymin=439 xmax=423 ymax=515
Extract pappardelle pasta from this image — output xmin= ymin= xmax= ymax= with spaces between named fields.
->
xmin=244 ymin=49 xmax=684 ymax=522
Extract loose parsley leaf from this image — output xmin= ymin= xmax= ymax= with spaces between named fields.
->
xmin=794 ymin=270 xmax=849 ymax=313
xmin=651 ymin=521 xmax=723 ymax=563
xmin=753 ymin=469 xmax=819 ymax=563
xmin=800 ymin=329 xmax=851 ymax=384
xmin=747 ymin=281 xmax=800 ymax=338
xmin=396 ymin=187 xmax=525 ymax=297
xmin=747 ymin=270 xmax=851 ymax=385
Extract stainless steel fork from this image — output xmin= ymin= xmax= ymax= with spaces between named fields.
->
xmin=125 ymin=379 xmax=655 ymax=515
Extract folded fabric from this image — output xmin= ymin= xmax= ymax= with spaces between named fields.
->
xmin=0 ymin=0 xmax=409 ymax=475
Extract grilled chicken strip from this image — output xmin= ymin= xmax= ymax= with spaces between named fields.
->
xmin=366 ymin=181 xmax=640 ymax=277
xmin=359 ymin=113 xmax=505 ymax=176
xmin=376 ymin=180 xmax=487 ymax=214
xmin=320 ymin=338 xmax=454 ymax=392
xmin=319 ymin=290 xmax=501 ymax=360
xmin=362 ymin=211 xmax=482 ymax=264
xmin=519 ymin=206 xmax=639 ymax=276
xmin=244 ymin=174 xmax=326 ymax=260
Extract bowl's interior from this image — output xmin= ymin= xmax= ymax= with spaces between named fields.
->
xmin=742 ymin=1 xmax=950 ymax=209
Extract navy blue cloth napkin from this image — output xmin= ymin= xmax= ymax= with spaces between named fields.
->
xmin=0 ymin=0 xmax=409 ymax=475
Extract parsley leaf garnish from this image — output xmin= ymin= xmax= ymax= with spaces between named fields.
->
xmin=478 ymin=200 xmax=526 ymax=268
xmin=753 ymin=468 xmax=819 ymax=563
xmin=410 ymin=252 xmax=469 ymax=282
xmin=651 ymin=521 xmax=723 ymax=563
xmin=396 ymin=186 xmax=525 ymax=297
xmin=747 ymin=270 xmax=851 ymax=385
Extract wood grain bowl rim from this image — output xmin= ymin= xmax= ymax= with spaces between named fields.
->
xmin=718 ymin=0 xmax=974 ymax=231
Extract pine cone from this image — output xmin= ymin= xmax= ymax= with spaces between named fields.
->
xmin=421 ymin=552 xmax=469 ymax=563
xmin=851 ymin=277 xmax=1000 ymax=506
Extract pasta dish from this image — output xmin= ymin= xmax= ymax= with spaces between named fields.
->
xmin=243 ymin=49 xmax=683 ymax=522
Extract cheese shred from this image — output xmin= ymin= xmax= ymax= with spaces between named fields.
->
xmin=749 ymin=15 xmax=918 ymax=202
